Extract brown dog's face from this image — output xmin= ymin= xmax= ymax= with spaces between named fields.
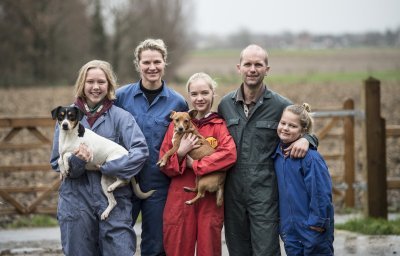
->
xmin=170 ymin=111 xmax=192 ymax=133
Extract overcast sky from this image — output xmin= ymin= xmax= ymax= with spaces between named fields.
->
xmin=193 ymin=0 xmax=400 ymax=35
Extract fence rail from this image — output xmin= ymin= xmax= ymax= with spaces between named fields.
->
xmin=0 ymin=117 xmax=57 ymax=215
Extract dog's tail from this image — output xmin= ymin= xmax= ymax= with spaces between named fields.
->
xmin=131 ymin=178 xmax=156 ymax=199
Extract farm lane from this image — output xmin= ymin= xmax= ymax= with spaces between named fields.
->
xmin=1 ymin=214 xmax=400 ymax=256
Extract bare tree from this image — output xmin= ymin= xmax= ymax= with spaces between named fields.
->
xmin=0 ymin=0 xmax=193 ymax=87
xmin=107 ymin=0 xmax=193 ymax=83
xmin=0 ymin=0 xmax=91 ymax=86
xmin=89 ymin=0 xmax=108 ymax=59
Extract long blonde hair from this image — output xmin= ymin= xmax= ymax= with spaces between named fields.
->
xmin=74 ymin=60 xmax=118 ymax=100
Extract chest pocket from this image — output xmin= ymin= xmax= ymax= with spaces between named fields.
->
xmin=226 ymin=118 xmax=240 ymax=141
xmin=153 ymin=117 xmax=170 ymax=150
xmin=256 ymin=120 xmax=278 ymax=129
xmin=254 ymin=120 xmax=278 ymax=151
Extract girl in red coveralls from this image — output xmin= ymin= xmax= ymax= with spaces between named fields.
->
xmin=159 ymin=72 xmax=237 ymax=256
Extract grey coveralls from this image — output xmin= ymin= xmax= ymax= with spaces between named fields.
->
xmin=218 ymin=85 xmax=317 ymax=256
xmin=50 ymin=105 xmax=149 ymax=256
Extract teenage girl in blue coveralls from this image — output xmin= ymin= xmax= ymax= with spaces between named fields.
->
xmin=50 ymin=60 xmax=149 ymax=256
xmin=274 ymin=103 xmax=334 ymax=255
xmin=115 ymin=39 xmax=188 ymax=256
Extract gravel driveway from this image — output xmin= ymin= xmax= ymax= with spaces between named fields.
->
xmin=1 ymin=215 xmax=400 ymax=255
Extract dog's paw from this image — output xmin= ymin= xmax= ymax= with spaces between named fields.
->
xmin=185 ymin=200 xmax=194 ymax=205
xmin=60 ymin=169 xmax=69 ymax=179
xmin=156 ymin=160 xmax=166 ymax=168
xmin=101 ymin=212 xmax=109 ymax=221
xmin=107 ymin=184 xmax=116 ymax=193
xmin=183 ymin=186 xmax=196 ymax=193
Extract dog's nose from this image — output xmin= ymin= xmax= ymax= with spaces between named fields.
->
xmin=178 ymin=127 xmax=184 ymax=132
xmin=62 ymin=123 xmax=69 ymax=130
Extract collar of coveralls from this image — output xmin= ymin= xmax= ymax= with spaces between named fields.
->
xmin=74 ymin=97 xmax=113 ymax=127
xmin=191 ymin=112 xmax=220 ymax=128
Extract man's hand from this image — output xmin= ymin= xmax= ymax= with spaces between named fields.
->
xmin=284 ymin=137 xmax=309 ymax=158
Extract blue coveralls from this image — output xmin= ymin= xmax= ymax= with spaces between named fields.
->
xmin=274 ymin=145 xmax=334 ymax=256
xmin=115 ymin=80 xmax=188 ymax=256
xmin=50 ymin=105 xmax=149 ymax=256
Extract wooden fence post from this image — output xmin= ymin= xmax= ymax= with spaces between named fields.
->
xmin=343 ymin=98 xmax=355 ymax=207
xmin=362 ymin=77 xmax=387 ymax=219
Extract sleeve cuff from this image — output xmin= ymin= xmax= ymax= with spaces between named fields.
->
xmin=307 ymin=215 xmax=330 ymax=229
xmin=68 ymin=155 xmax=86 ymax=178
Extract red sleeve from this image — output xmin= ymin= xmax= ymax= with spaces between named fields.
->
xmin=159 ymin=122 xmax=187 ymax=177
xmin=192 ymin=121 xmax=237 ymax=176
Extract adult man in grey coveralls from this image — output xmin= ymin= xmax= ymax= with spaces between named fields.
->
xmin=218 ymin=44 xmax=318 ymax=255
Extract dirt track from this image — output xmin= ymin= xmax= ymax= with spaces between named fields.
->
xmin=1 ymin=214 xmax=400 ymax=256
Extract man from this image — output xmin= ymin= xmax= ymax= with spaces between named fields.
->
xmin=218 ymin=44 xmax=318 ymax=255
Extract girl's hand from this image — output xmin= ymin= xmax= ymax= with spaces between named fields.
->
xmin=284 ymin=137 xmax=309 ymax=158
xmin=177 ymin=133 xmax=200 ymax=158
xmin=73 ymin=143 xmax=93 ymax=162
xmin=309 ymin=226 xmax=325 ymax=233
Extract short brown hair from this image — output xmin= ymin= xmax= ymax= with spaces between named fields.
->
xmin=133 ymin=38 xmax=168 ymax=72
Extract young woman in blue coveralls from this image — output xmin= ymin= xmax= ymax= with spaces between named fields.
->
xmin=273 ymin=103 xmax=334 ymax=255
xmin=50 ymin=60 xmax=149 ymax=256
xmin=115 ymin=39 xmax=188 ymax=256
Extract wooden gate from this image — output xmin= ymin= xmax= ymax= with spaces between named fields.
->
xmin=0 ymin=117 xmax=59 ymax=214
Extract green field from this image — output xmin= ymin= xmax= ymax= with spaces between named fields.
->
xmin=177 ymin=47 xmax=400 ymax=86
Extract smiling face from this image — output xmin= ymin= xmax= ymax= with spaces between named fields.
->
xmin=237 ymin=46 xmax=270 ymax=89
xmin=138 ymin=49 xmax=166 ymax=89
xmin=188 ymin=78 xmax=214 ymax=118
xmin=277 ymin=110 xmax=304 ymax=144
xmin=84 ymin=68 xmax=108 ymax=108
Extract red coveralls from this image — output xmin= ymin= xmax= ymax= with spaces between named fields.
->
xmin=159 ymin=113 xmax=237 ymax=256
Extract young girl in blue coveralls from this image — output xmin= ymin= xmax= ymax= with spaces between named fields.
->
xmin=274 ymin=103 xmax=334 ymax=256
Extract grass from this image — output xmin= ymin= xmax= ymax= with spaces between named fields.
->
xmin=4 ymin=214 xmax=58 ymax=229
xmin=336 ymin=217 xmax=400 ymax=235
xmin=191 ymin=47 xmax=400 ymax=58
xmin=188 ymin=47 xmax=400 ymax=86
xmin=268 ymin=69 xmax=400 ymax=85
xmin=206 ymin=69 xmax=400 ymax=87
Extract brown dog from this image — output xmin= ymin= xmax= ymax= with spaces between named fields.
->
xmin=157 ymin=110 xmax=226 ymax=207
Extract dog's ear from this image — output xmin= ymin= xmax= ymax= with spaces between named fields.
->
xmin=78 ymin=123 xmax=85 ymax=137
xmin=169 ymin=110 xmax=176 ymax=119
xmin=51 ymin=106 xmax=62 ymax=120
xmin=75 ymin=107 xmax=85 ymax=121
xmin=188 ymin=109 xmax=198 ymax=119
